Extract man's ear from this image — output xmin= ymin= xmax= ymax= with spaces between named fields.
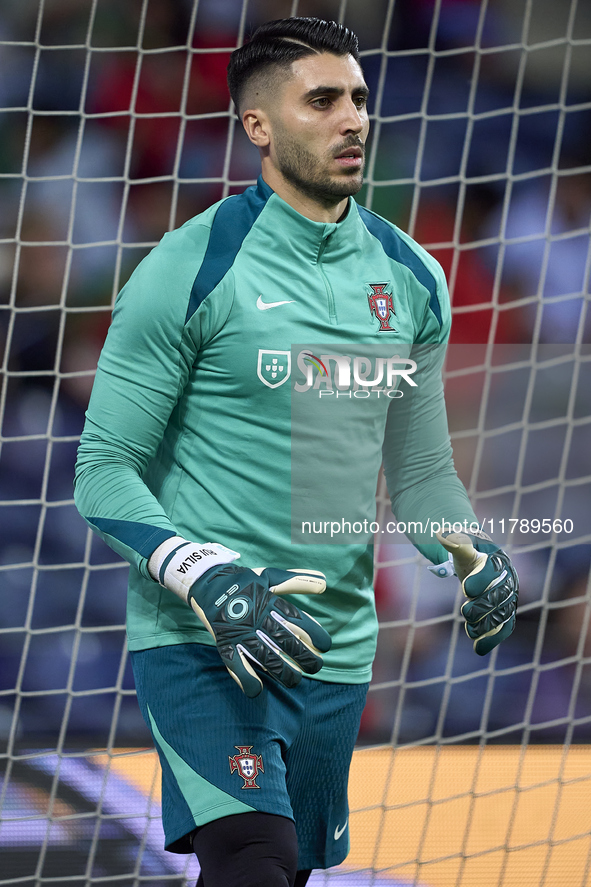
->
xmin=242 ymin=108 xmax=271 ymax=148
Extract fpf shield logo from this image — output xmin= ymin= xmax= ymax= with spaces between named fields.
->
xmin=367 ymin=283 xmax=396 ymax=332
xmin=229 ymin=746 xmax=264 ymax=789
xmin=257 ymin=350 xmax=291 ymax=388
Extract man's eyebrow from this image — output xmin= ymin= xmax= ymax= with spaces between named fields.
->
xmin=303 ymin=84 xmax=370 ymax=100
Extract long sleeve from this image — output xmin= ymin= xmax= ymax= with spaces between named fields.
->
xmin=382 ymin=264 xmax=478 ymax=564
xmin=74 ymin=217 xmax=233 ymax=578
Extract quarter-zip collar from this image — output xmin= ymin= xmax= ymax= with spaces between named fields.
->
xmin=255 ymin=175 xmax=362 ymax=265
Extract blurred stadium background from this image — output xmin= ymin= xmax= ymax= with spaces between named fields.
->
xmin=0 ymin=0 xmax=590 ymax=884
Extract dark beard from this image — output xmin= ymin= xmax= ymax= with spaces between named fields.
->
xmin=274 ymin=131 xmax=365 ymax=206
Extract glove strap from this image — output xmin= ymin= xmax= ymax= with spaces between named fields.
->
xmin=148 ymin=536 xmax=240 ymax=603
xmin=427 ymin=555 xmax=456 ymax=579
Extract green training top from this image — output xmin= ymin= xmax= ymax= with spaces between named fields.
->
xmin=74 ymin=176 xmax=477 ymax=684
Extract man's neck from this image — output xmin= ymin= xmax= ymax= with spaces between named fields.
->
xmin=261 ymin=167 xmax=350 ymax=224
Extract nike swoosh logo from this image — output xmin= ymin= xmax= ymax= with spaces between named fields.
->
xmin=334 ymin=819 xmax=348 ymax=841
xmin=256 ymin=296 xmax=295 ymax=310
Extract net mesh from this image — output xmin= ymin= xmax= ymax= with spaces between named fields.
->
xmin=0 ymin=0 xmax=590 ymax=884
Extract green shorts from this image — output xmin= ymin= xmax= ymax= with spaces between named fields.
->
xmin=130 ymin=642 xmax=368 ymax=871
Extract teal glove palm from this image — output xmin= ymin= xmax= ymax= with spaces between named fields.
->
xmin=437 ymin=531 xmax=519 ymax=655
xmin=188 ymin=564 xmax=332 ymax=697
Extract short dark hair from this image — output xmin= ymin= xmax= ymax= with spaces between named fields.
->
xmin=227 ymin=17 xmax=360 ymax=112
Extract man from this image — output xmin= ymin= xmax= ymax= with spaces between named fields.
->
xmin=74 ymin=17 xmax=518 ymax=887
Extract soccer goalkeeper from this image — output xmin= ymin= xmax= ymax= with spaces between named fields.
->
xmin=74 ymin=16 xmax=518 ymax=887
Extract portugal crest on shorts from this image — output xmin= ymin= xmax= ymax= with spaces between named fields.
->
xmin=367 ymin=283 xmax=396 ymax=332
xmin=229 ymin=746 xmax=264 ymax=789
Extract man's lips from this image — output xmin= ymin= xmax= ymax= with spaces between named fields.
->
xmin=334 ymin=146 xmax=364 ymax=167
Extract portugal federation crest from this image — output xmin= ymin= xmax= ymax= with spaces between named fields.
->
xmin=257 ymin=349 xmax=291 ymax=388
xmin=367 ymin=283 xmax=396 ymax=332
xmin=229 ymin=746 xmax=264 ymax=789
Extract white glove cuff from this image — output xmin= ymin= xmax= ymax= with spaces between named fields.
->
xmin=148 ymin=536 xmax=240 ymax=603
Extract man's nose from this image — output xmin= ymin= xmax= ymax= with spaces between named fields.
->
xmin=339 ymin=100 xmax=366 ymax=134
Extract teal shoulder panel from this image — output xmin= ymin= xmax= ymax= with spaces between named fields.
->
xmin=186 ymin=176 xmax=273 ymax=323
xmin=88 ymin=518 xmax=175 ymax=558
xmin=358 ymin=205 xmax=442 ymax=328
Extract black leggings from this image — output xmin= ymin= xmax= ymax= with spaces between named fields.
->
xmin=193 ymin=812 xmax=311 ymax=887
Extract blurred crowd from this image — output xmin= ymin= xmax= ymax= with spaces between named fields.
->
xmin=0 ymin=0 xmax=590 ymax=747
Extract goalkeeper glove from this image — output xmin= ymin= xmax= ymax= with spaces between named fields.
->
xmin=148 ymin=537 xmax=331 ymax=697
xmin=436 ymin=530 xmax=519 ymax=655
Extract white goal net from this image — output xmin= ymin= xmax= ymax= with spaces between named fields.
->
xmin=1 ymin=0 xmax=590 ymax=885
